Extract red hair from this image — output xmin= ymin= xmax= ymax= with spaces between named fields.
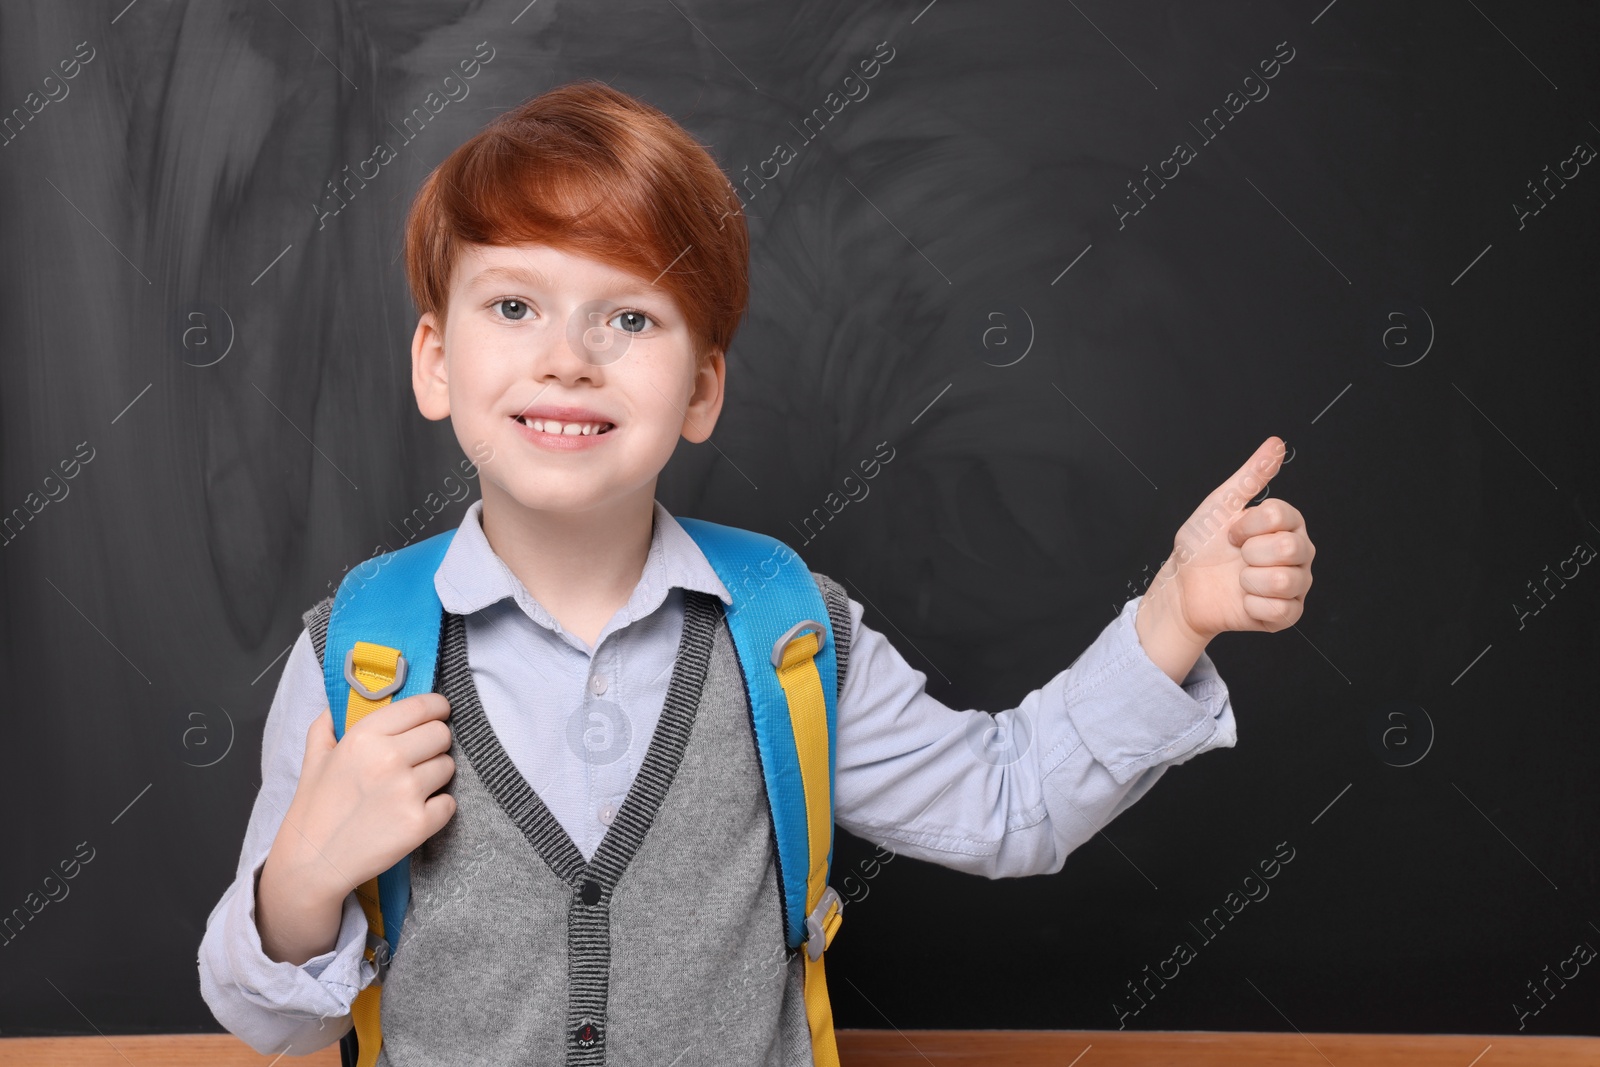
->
xmin=403 ymin=80 xmax=749 ymax=363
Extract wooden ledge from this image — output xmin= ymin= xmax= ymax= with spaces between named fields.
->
xmin=838 ymin=1029 xmax=1597 ymax=1064
xmin=0 ymin=1029 xmax=1593 ymax=1065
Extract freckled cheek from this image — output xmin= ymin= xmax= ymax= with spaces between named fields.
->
xmin=630 ymin=380 xmax=685 ymax=427
xmin=452 ymin=348 xmax=512 ymax=408
xmin=629 ymin=348 xmax=695 ymax=404
xmin=443 ymin=379 xmax=492 ymax=434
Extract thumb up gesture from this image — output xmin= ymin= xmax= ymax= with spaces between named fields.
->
xmin=1154 ymin=436 xmax=1315 ymax=642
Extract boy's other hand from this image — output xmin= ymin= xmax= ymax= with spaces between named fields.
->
xmin=271 ymin=694 xmax=458 ymax=903
xmin=1155 ymin=435 xmax=1315 ymax=642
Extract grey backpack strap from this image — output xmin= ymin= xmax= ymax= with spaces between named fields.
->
xmin=302 ymin=594 xmax=334 ymax=669
xmin=809 ymin=571 xmax=853 ymax=696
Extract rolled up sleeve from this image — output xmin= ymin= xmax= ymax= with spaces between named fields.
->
xmin=1061 ymin=593 xmax=1235 ymax=786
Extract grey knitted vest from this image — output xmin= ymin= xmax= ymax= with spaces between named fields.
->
xmin=305 ymin=569 xmax=853 ymax=1067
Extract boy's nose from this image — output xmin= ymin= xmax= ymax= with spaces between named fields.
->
xmin=520 ymin=319 xmax=610 ymax=388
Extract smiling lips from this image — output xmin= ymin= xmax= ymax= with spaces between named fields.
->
xmin=509 ymin=406 xmax=617 ymax=451
xmin=511 ymin=403 xmax=617 ymax=438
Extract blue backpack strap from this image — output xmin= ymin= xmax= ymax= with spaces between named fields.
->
xmin=319 ymin=528 xmax=456 ymax=956
xmin=674 ymin=516 xmax=840 ymax=951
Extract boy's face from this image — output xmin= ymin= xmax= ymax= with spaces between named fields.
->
xmin=411 ymin=241 xmax=725 ymax=518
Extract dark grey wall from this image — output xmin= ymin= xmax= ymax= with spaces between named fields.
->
xmin=2 ymin=0 xmax=1597 ymax=1041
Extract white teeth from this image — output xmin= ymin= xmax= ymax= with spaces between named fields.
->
xmin=518 ymin=417 xmax=611 ymax=436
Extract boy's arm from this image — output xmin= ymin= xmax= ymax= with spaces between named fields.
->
xmin=196 ymin=625 xmax=377 ymax=1056
xmin=831 ymin=592 xmax=1234 ymax=880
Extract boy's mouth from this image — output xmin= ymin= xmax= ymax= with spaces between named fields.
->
xmin=511 ymin=414 xmax=616 ymax=436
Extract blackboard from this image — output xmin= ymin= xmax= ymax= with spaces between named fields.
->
xmin=1 ymin=0 xmax=1596 ymax=1042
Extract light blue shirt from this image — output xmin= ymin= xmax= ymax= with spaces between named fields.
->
xmin=198 ymin=497 xmax=1236 ymax=1055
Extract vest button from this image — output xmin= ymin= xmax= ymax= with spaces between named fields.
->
xmin=580 ymin=878 xmax=602 ymax=905
xmin=575 ymin=1021 xmax=600 ymax=1048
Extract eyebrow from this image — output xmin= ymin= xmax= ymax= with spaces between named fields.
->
xmin=466 ymin=265 xmax=555 ymax=290
xmin=466 ymin=263 xmax=664 ymax=300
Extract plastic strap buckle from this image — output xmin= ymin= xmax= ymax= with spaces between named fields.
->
xmin=366 ymin=930 xmax=393 ymax=983
xmin=804 ymin=885 xmax=843 ymax=962
xmin=344 ymin=647 xmax=407 ymax=701
xmin=771 ymin=620 xmax=825 ymax=669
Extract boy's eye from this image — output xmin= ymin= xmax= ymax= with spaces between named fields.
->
xmin=492 ymin=301 xmax=652 ymax=333
xmin=610 ymin=310 xmax=654 ymax=334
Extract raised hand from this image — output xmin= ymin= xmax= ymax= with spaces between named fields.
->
xmin=1157 ymin=435 xmax=1315 ymax=642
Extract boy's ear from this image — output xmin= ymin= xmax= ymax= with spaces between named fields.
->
xmin=681 ymin=347 xmax=726 ymax=444
xmin=412 ymin=312 xmax=450 ymax=421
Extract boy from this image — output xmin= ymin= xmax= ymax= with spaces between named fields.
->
xmin=198 ymin=81 xmax=1314 ymax=1065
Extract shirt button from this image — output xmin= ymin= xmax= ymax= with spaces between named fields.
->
xmin=599 ymin=803 xmax=616 ymax=825
xmin=575 ymin=1021 xmax=600 ymax=1048
xmin=580 ymin=878 xmax=602 ymax=905
xmin=590 ymin=673 xmax=609 ymax=695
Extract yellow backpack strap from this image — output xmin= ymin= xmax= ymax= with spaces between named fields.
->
xmin=318 ymin=529 xmax=455 ymax=1067
xmin=775 ymin=625 xmax=844 ymax=1067
xmin=676 ymin=516 xmax=848 ymax=1064
xmin=342 ymin=640 xmax=406 ymax=1067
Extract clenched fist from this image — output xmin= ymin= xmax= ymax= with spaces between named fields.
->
xmin=268 ymin=693 xmax=459 ymax=905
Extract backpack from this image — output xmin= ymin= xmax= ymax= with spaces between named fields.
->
xmin=312 ymin=516 xmax=846 ymax=1067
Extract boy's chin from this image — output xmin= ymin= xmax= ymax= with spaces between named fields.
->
xmin=487 ymin=477 xmax=637 ymax=517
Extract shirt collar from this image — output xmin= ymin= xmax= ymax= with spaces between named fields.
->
xmin=433 ymin=498 xmax=732 ymax=633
